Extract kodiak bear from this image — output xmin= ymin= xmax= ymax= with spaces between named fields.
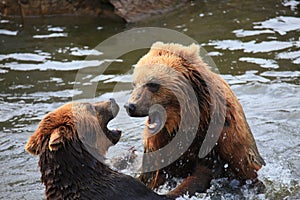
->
xmin=25 ymin=99 xmax=171 ymax=200
xmin=125 ymin=42 xmax=265 ymax=197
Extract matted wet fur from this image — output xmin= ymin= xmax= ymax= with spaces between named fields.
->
xmin=125 ymin=42 xmax=265 ymax=198
xmin=25 ymin=99 xmax=171 ymax=200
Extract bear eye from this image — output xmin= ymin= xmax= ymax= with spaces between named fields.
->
xmin=146 ymin=82 xmax=160 ymax=93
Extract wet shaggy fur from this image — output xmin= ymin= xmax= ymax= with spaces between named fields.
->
xmin=126 ymin=42 xmax=265 ymax=197
xmin=25 ymin=100 xmax=171 ymax=200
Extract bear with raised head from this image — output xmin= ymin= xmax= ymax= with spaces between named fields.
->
xmin=26 ymin=99 xmax=171 ymax=200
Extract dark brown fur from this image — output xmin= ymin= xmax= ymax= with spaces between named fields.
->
xmin=125 ymin=42 xmax=265 ymax=197
xmin=26 ymin=100 xmax=172 ymax=200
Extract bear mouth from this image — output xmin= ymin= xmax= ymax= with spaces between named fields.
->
xmin=146 ymin=105 xmax=166 ymax=135
xmin=147 ymin=112 xmax=162 ymax=134
xmin=95 ymin=99 xmax=122 ymax=145
xmin=105 ymin=128 xmax=122 ymax=145
xmin=104 ymin=104 xmax=121 ymax=145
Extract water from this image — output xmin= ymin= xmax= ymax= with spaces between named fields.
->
xmin=0 ymin=0 xmax=299 ymax=199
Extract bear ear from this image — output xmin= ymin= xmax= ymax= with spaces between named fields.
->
xmin=25 ymin=113 xmax=55 ymax=155
xmin=48 ymin=127 xmax=65 ymax=151
xmin=25 ymin=125 xmax=69 ymax=155
xmin=25 ymin=133 xmax=42 ymax=155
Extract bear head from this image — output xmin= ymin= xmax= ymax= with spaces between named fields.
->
xmin=125 ymin=42 xmax=209 ymax=136
xmin=25 ymin=99 xmax=121 ymax=159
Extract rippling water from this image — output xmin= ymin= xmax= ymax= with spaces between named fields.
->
xmin=0 ymin=0 xmax=299 ymax=199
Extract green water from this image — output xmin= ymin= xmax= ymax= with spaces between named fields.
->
xmin=0 ymin=0 xmax=299 ymax=199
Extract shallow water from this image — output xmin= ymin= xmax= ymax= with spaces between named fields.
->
xmin=0 ymin=0 xmax=299 ymax=199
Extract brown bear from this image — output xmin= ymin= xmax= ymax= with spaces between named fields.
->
xmin=25 ymin=99 xmax=172 ymax=200
xmin=124 ymin=42 xmax=266 ymax=197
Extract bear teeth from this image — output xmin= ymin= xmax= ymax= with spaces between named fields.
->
xmin=148 ymin=122 xmax=157 ymax=129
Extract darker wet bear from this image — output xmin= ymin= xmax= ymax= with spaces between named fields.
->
xmin=26 ymin=99 xmax=171 ymax=200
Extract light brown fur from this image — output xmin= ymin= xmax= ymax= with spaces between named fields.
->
xmin=126 ymin=42 xmax=265 ymax=197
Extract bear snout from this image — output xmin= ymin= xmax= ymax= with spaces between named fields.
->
xmin=124 ymin=102 xmax=150 ymax=117
xmin=93 ymin=98 xmax=119 ymax=121
xmin=124 ymin=103 xmax=136 ymax=116
xmin=109 ymin=98 xmax=119 ymax=118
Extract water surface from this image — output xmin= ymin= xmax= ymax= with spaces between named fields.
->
xmin=0 ymin=0 xmax=299 ymax=199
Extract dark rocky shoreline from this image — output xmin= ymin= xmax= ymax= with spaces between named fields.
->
xmin=0 ymin=0 xmax=188 ymax=22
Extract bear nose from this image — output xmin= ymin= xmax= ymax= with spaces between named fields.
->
xmin=109 ymin=98 xmax=116 ymax=104
xmin=124 ymin=103 xmax=136 ymax=115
